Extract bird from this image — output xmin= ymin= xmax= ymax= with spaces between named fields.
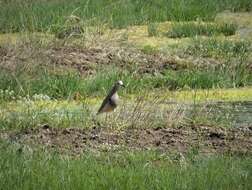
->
xmin=97 ymin=80 xmax=125 ymax=115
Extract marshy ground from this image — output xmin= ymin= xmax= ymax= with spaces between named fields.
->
xmin=1 ymin=0 xmax=252 ymax=189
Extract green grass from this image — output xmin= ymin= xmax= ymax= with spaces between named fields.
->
xmin=0 ymin=99 xmax=93 ymax=130
xmin=147 ymin=22 xmax=159 ymax=37
xmin=167 ymin=22 xmax=237 ymax=38
xmin=1 ymin=65 xmax=252 ymax=101
xmin=1 ymin=0 xmax=252 ymax=33
xmin=0 ymin=142 xmax=251 ymax=190
xmin=186 ymin=38 xmax=251 ymax=58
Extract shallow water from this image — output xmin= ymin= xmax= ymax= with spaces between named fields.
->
xmin=200 ymin=101 xmax=252 ymax=127
xmin=223 ymin=101 xmax=252 ymax=127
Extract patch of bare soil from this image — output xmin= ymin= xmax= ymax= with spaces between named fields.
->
xmin=2 ymin=125 xmax=251 ymax=155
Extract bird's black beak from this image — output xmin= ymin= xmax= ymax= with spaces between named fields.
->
xmin=122 ymin=84 xmax=125 ymax=88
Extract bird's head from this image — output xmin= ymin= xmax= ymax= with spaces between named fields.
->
xmin=116 ymin=80 xmax=125 ymax=88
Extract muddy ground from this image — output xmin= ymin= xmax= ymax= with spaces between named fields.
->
xmin=1 ymin=124 xmax=251 ymax=156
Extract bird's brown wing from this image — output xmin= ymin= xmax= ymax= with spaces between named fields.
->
xmin=97 ymin=93 xmax=111 ymax=114
xmin=97 ymin=84 xmax=118 ymax=114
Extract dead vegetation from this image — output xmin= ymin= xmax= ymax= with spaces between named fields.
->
xmin=0 ymin=39 xmax=184 ymax=76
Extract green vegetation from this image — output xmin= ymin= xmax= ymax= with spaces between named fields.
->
xmin=1 ymin=1 xmax=252 ymax=189
xmin=0 ymin=100 xmax=93 ymax=130
xmin=1 ymin=0 xmax=252 ymax=33
xmin=0 ymin=143 xmax=251 ymax=190
xmin=1 ymin=65 xmax=252 ymax=100
xmin=147 ymin=22 xmax=159 ymax=37
xmin=186 ymin=38 xmax=251 ymax=58
xmin=167 ymin=22 xmax=237 ymax=38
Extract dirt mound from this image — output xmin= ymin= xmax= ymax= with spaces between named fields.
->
xmin=3 ymin=125 xmax=252 ymax=155
xmin=0 ymin=41 xmax=181 ymax=75
xmin=48 ymin=46 xmax=181 ymax=75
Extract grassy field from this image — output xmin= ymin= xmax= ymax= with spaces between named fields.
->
xmin=1 ymin=0 xmax=252 ymax=33
xmin=1 ymin=0 xmax=252 ymax=189
xmin=0 ymin=142 xmax=251 ymax=190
